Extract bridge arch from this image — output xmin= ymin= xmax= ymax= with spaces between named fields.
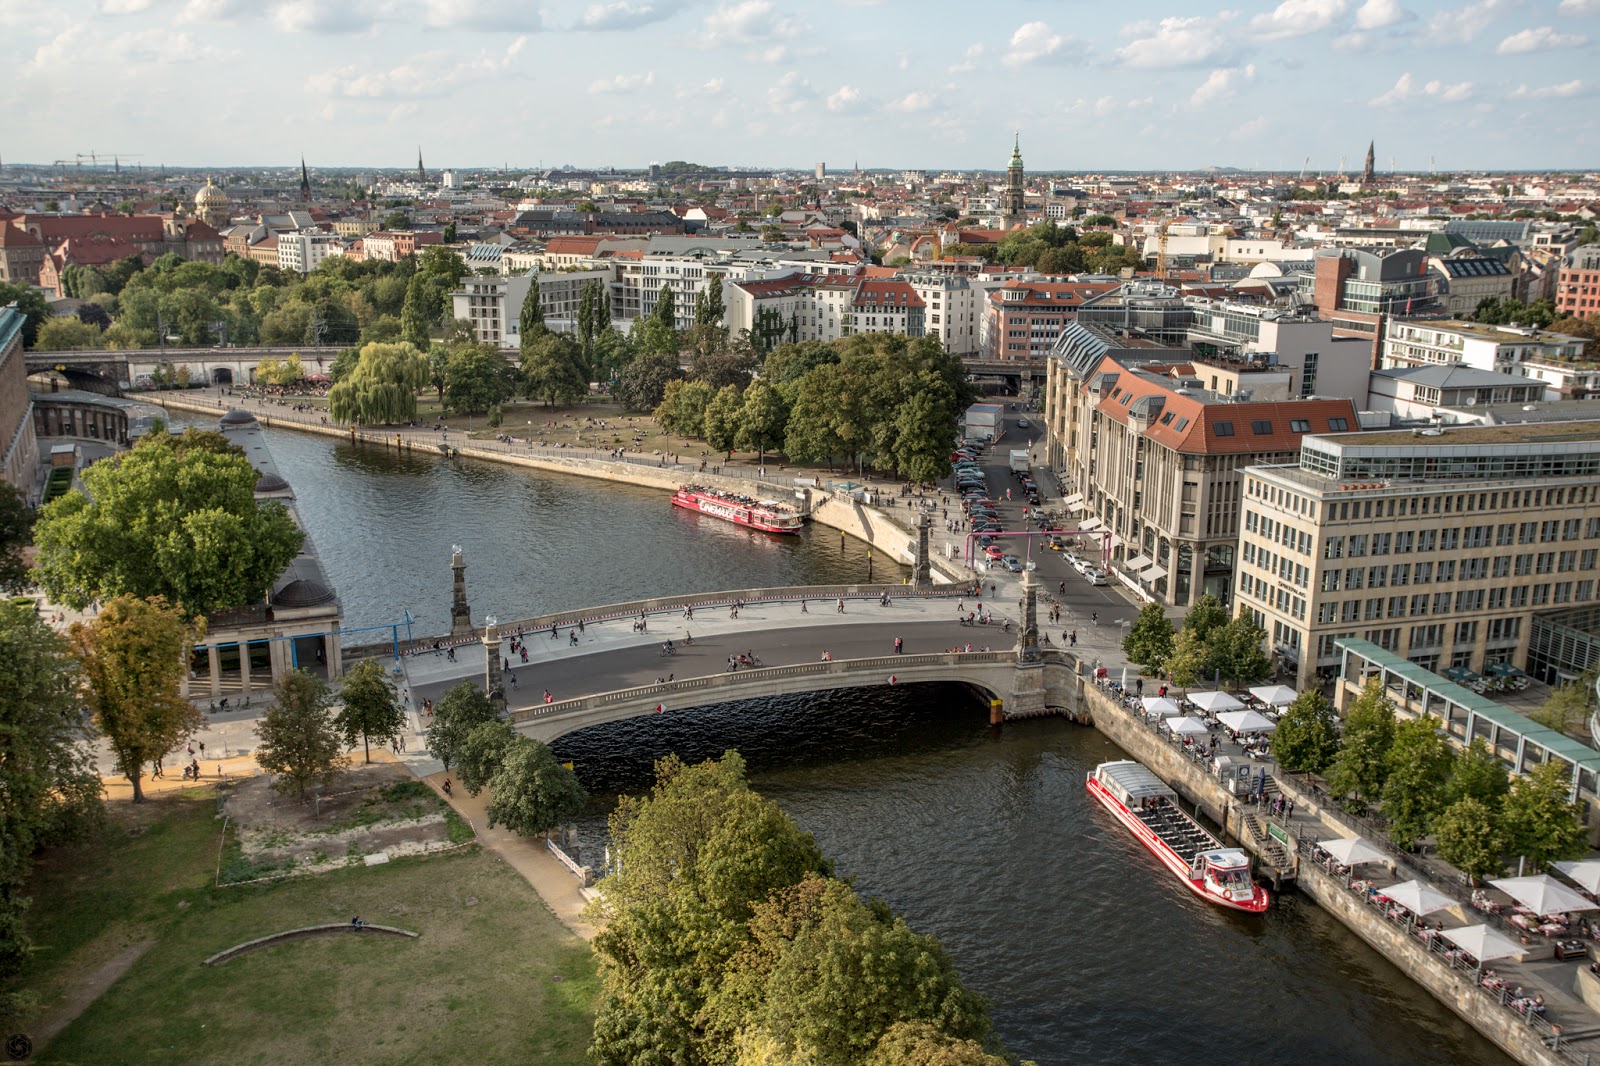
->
xmin=211 ymin=367 xmax=235 ymax=385
xmin=508 ymin=652 xmax=1017 ymax=744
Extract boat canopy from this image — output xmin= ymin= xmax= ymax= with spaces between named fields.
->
xmin=1095 ymin=760 xmax=1176 ymax=807
xmin=1198 ymin=848 xmax=1251 ymax=870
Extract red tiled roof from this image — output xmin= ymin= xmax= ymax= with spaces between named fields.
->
xmin=546 ymin=236 xmax=605 ymax=255
xmin=0 ymin=224 xmax=43 ymax=248
xmin=987 ymin=282 xmax=1117 ymax=308
xmin=853 ymin=279 xmax=924 ymax=308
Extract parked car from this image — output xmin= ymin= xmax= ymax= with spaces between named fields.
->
xmin=1017 ymin=418 xmax=1031 ymax=428
xmin=1048 ymin=536 xmax=1068 ymax=551
xmin=1081 ymin=567 xmax=1109 ymax=585
xmin=984 ymin=545 xmax=1005 ymax=561
xmin=1062 ymin=550 xmax=1084 ymax=568
xmin=1001 ymin=555 xmax=1023 ymax=572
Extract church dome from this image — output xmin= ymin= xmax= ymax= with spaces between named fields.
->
xmin=195 ymin=178 xmax=229 ymax=211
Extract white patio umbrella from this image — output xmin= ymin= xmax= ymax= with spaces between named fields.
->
xmin=1380 ymin=880 xmax=1457 ymax=916
xmin=1249 ymin=684 xmax=1298 ymax=707
xmin=1165 ymin=716 xmax=1211 ymax=736
xmin=1319 ymin=836 xmax=1387 ymax=866
xmin=1491 ymin=875 xmax=1599 ymax=916
xmin=1189 ymin=691 xmax=1245 ymax=713
xmin=1554 ymin=861 xmax=1600 ymax=896
xmin=1141 ymin=696 xmax=1182 ymax=716
xmin=1442 ymin=924 xmax=1523 ymax=963
xmin=1217 ymin=709 xmax=1278 ymax=734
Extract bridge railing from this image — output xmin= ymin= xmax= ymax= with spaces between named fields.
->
xmin=506 ymin=649 xmax=1026 ymax=726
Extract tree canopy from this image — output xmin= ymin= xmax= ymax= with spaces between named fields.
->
xmin=328 ymin=341 xmax=429 ymax=425
xmin=333 ymin=659 xmax=406 ymax=764
xmin=1272 ymin=689 xmax=1339 ymax=775
xmin=1325 ymin=677 xmax=1396 ymax=813
xmin=31 ymin=428 xmax=304 ymax=616
xmin=484 ymin=736 xmax=587 ymax=837
xmin=256 ymin=669 xmax=348 ymax=798
xmin=1122 ymin=603 xmax=1174 ymax=674
xmin=426 ymin=680 xmax=499 ymax=771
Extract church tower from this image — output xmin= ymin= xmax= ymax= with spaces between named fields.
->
xmin=1361 ymin=140 xmax=1375 ymax=185
xmin=1001 ymin=133 xmax=1026 ymax=229
xmin=417 ymin=147 xmax=426 ymax=183
xmin=299 ymin=156 xmax=311 ymax=202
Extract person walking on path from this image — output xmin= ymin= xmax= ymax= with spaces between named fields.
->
xmin=894 ymin=636 xmax=903 ymax=654
xmin=836 ymin=598 xmax=845 ymax=613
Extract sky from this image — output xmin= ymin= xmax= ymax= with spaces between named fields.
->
xmin=4 ymin=0 xmax=1599 ymax=173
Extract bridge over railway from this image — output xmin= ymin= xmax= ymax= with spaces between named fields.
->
xmin=26 ymin=346 xmax=347 ymax=394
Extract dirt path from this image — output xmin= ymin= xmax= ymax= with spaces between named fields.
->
xmin=29 ymin=938 xmax=155 ymax=1053
xmin=419 ymin=771 xmax=597 ymax=941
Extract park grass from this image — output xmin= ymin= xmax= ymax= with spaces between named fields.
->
xmin=9 ymin=789 xmax=598 ymax=1066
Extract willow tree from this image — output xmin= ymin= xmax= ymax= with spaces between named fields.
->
xmin=327 ymin=341 xmax=428 ymax=425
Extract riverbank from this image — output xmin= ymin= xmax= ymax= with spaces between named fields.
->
xmin=1082 ymin=680 xmax=1581 ymax=1066
xmin=145 ymin=392 xmax=972 ymax=587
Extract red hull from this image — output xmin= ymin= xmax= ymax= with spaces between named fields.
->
xmin=1086 ymin=775 xmax=1270 ymax=914
xmin=671 ymin=489 xmax=803 ymax=534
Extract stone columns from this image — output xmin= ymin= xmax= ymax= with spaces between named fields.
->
xmin=1016 ymin=569 xmax=1042 ymax=664
xmin=913 ymin=512 xmax=932 ymax=590
xmin=450 ymin=546 xmax=472 ymax=639
xmin=206 ymin=644 xmax=222 ymax=697
xmin=483 ymin=617 xmax=503 ymax=710
xmin=240 ymin=641 xmax=252 ymax=695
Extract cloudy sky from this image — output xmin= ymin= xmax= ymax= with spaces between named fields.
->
xmin=5 ymin=0 xmax=1598 ymax=172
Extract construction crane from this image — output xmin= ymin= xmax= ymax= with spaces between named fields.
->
xmin=1298 ymin=155 xmax=1310 ymax=180
xmin=1155 ymin=217 xmax=1172 ymax=280
xmin=51 ymin=152 xmax=143 ymax=170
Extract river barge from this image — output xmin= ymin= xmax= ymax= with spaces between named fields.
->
xmin=671 ymin=485 xmax=805 ymax=534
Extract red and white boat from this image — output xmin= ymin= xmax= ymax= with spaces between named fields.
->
xmin=1087 ymin=760 xmax=1269 ymax=914
xmin=671 ymin=485 xmax=805 ymax=534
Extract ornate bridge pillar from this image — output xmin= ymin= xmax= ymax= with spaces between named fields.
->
xmin=1007 ymin=570 xmax=1047 ymax=717
xmin=483 ymin=616 xmax=504 ymax=711
xmin=914 ymin=512 xmax=933 ymax=590
xmin=450 ymin=545 xmax=472 ymax=639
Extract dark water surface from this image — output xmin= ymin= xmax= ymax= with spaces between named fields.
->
xmin=221 ymin=419 xmax=1507 ymax=1066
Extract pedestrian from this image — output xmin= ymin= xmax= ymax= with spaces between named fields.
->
xmin=1091 ymin=612 xmax=1098 ymax=626
xmin=1286 ymin=799 xmax=1295 ymax=819
xmin=507 ymin=671 xmax=517 ymax=687
xmin=192 ymin=759 xmax=201 ymax=779
xmin=801 ymin=599 xmax=808 ymax=613
xmin=442 ymin=779 xmax=453 ymax=797
xmin=836 ymin=597 xmax=845 ymax=613
xmin=447 ymin=646 xmax=456 ymax=662
xmin=1070 ymin=630 xmax=1078 ymax=647
xmin=198 ymin=741 xmax=205 ymax=757
xmin=894 ymin=636 xmax=903 ymax=654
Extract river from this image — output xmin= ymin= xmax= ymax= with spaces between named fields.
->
xmin=217 ymin=417 xmax=1509 ymax=1065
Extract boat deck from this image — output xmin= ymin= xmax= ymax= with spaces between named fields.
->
xmin=1135 ymin=800 xmax=1222 ymax=867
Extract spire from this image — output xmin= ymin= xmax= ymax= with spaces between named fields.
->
xmin=417 ymin=146 xmax=425 ymax=181
xmin=299 ymin=156 xmax=311 ymax=202
xmin=1361 ymin=140 xmax=1376 ymax=184
xmin=1011 ymin=130 xmax=1022 ymax=167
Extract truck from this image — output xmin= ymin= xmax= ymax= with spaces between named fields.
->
xmin=1009 ymin=449 xmax=1031 ymax=474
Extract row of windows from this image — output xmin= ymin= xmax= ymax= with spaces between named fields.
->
xmin=1295 ymin=579 xmax=1596 ymax=627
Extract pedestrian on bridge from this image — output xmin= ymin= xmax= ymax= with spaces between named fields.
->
xmin=894 ymin=636 xmax=903 ymax=654
xmin=836 ymin=598 xmax=845 ymax=613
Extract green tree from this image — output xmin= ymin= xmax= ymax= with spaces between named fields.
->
xmin=33 ymin=316 xmax=103 ymax=350
xmin=519 ymin=275 xmax=546 ymax=344
xmin=864 ymin=1022 xmax=1008 ymax=1066
xmin=484 ymin=736 xmax=587 ymax=836
xmin=1381 ymin=715 xmax=1455 ymax=849
xmin=695 ymin=274 xmax=725 ymax=327
xmin=614 ymin=349 xmax=682 ymax=412
xmin=443 ymin=344 xmax=516 ymax=415
xmin=256 ymin=669 xmax=348 ymax=799
xmin=1165 ymin=627 xmax=1211 ymax=688
xmin=333 ymin=658 xmax=405 ymax=764
xmin=70 ymin=594 xmax=202 ymax=803
xmin=1122 ymin=603 xmax=1174 ymax=673
xmin=1433 ymin=797 xmax=1507 ymax=884
xmin=327 ymin=341 xmax=428 ymax=425
xmin=1325 ymin=678 xmax=1397 ymax=813
xmin=1272 ymin=689 xmax=1340 ymax=774
xmin=426 ymin=680 xmax=498 ymax=771
xmin=1501 ymin=760 xmax=1588 ymax=873
xmin=1208 ymin=614 xmax=1272 ymax=689
xmin=1445 ymin=738 xmax=1511 ymax=810
xmin=655 ymin=378 xmax=714 ymax=439
xmin=32 ymin=429 xmax=304 ymax=616
xmin=0 ymin=482 xmax=32 ymax=594
xmin=703 ymin=383 xmax=744 ymax=453
xmin=654 ymin=281 xmax=677 ymax=329
xmin=457 ymin=719 xmax=516 ymax=796
xmin=0 ymin=281 xmax=53 ymax=348
xmin=400 ymin=274 xmax=434 ymax=347
xmin=735 ymin=381 xmax=788 ymax=462
xmin=1528 ymin=671 xmax=1595 ymax=736
xmin=328 ymin=345 xmax=361 ymax=384
xmin=1181 ymin=594 xmax=1228 ymax=641
xmin=520 ymin=331 xmax=587 ymax=407
xmin=0 ymin=604 xmax=103 ymax=1009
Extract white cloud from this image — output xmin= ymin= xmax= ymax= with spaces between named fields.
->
xmin=27 ymin=26 xmax=232 ymax=75
xmin=764 ymin=69 xmax=813 ymax=113
xmin=1353 ymin=0 xmax=1411 ymax=29
xmin=676 ymin=77 xmax=724 ymax=98
xmin=887 ymin=90 xmax=936 ymax=112
xmin=1231 ymin=116 xmax=1271 ymax=141
xmin=1117 ymin=17 xmax=1228 ymax=68
xmin=1190 ymin=64 xmax=1256 ymax=107
xmin=422 ymin=0 xmax=543 ymax=30
xmin=699 ymin=0 xmax=803 ymax=46
xmin=178 ymin=0 xmax=257 ymax=23
xmin=1559 ymin=0 xmax=1600 ymax=12
xmin=578 ymin=1 xmax=683 ymax=31
xmin=1497 ymin=26 xmax=1589 ymax=53
xmin=100 ymin=0 xmax=153 ymax=13
xmin=587 ymin=70 xmax=654 ymax=93
xmin=1003 ymin=21 xmax=1077 ymax=66
xmin=307 ymin=36 xmax=526 ymax=99
xmin=1370 ymin=71 xmax=1472 ymax=106
xmin=271 ymin=0 xmax=385 ymax=34
xmin=1512 ymin=79 xmax=1585 ymax=98
xmin=949 ymin=42 xmax=983 ymax=74
xmin=1250 ymin=0 xmax=1350 ymax=40
xmin=1426 ymin=0 xmax=1512 ymax=43
xmin=825 ymin=84 xmax=864 ymax=112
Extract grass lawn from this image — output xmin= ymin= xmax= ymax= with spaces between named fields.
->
xmin=8 ymin=789 xmax=597 ymax=1065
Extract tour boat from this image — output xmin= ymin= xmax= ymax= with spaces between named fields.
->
xmin=1086 ymin=760 xmax=1270 ymax=914
xmin=671 ymin=485 xmax=805 ymax=534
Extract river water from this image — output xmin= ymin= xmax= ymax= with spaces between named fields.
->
xmin=225 ymin=418 xmax=1509 ymax=1066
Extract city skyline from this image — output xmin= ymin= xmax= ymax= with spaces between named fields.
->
xmin=4 ymin=0 xmax=1598 ymax=172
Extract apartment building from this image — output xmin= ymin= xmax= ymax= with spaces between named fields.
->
xmin=1556 ymin=245 xmax=1600 ymax=320
xmin=986 ymin=280 xmax=1119 ymax=359
xmin=1429 ymin=255 xmax=1515 ymax=317
xmin=1382 ymin=319 xmax=1591 ymax=398
xmin=276 ymin=232 xmax=344 ymax=275
xmin=903 ymin=272 xmax=982 ymax=355
xmin=450 ymin=268 xmax=613 ymax=348
xmin=852 ymin=280 xmax=924 ymax=339
xmin=0 ymin=307 xmax=39 ymax=493
xmin=1301 ymin=247 xmax=1444 ymax=362
xmin=1044 ymin=325 xmax=1358 ymax=607
xmin=1234 ymin=421 xmax=1600 ymax=690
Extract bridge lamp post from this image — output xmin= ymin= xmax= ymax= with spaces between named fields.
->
xmin=866 ymin=547 xmax=873 ymax=582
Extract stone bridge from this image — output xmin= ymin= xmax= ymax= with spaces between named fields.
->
xmin=27 ymin=346 xmax=347 ymax=394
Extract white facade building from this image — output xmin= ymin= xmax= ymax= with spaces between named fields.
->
xmin=276 ymin=232 xmax=344 ymax=275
